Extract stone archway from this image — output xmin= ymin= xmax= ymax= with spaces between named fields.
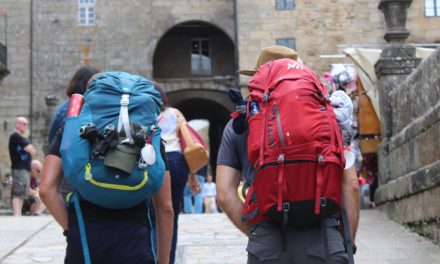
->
xmin=167 ymin=89 xmax=234 ymax=177
xmin=153 ymin=20 xmax=237 ymax=176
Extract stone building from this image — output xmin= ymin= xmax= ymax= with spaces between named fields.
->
xmin=0 ymin=0 xmax=438 ymax=184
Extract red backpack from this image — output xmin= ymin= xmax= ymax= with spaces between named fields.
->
xmin=242 ymin=58 xmax=345 ymax=227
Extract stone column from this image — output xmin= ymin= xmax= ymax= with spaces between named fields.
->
xmin=374 ymin=0 xmax=420 ymax=186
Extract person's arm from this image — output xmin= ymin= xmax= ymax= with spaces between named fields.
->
xmin=216 ymin=165 xmax=250 ymax=236
xmin=188 ymin=173 xmax=201 ymax=194
xmin=152 ymin=170 xmax=174 ymax=264
xmin=39 ymin=155 xmax=68 ymax=230
xmin=23 ymin=144 xmax=36 ymax=157
xmin=342 ymin=165 xmax=360 ymax=243
xmin=29 ymin=187 xmax=39 ymax=197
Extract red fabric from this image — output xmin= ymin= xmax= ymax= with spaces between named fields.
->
xmin=230 ymin=111 xmax=240 ymax=119
xmin=358 ymin=176 xmax=367 ymax=186
xmin=243 ymin=58 xmax=345 ymax=221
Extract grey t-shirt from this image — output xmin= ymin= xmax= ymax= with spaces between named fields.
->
xmin=216 ymin=120 xmax=255 ymax=183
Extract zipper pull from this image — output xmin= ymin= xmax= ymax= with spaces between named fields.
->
xmin=263 ymin=92 xmax=269 ymax=102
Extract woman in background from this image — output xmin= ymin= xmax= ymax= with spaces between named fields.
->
xmin=155 ymin=83 xmax=200 ymax=263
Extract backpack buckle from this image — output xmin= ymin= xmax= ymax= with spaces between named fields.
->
xmin=320 ymin=197 xmax=327 ymax=207
xmin=317 ymin=154 xmax=325 ymax=164
xmin=121 ymin=94 xmax=130 ymax=106
xmin=282 ymin=202 xmax=290 ymax=212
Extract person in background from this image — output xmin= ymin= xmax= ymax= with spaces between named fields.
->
xmin=23 ymin=160 xmax=47 ymax=215
xmin=48 ymin=65 xmax=100 ymax=144
xmin=8 ymin=117 xmax=36 ymax=216
xmin=154 ymin=83 xmax=200 ymax=263
xmin=202 ymin=174 xmax=218 ymax=214
xmin=183 ymin=166 xmax=207 ymax=214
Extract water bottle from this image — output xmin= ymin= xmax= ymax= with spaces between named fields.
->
xmin=249 ymin=101 xmax=260 ymax=118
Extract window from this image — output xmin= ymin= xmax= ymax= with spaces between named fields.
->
xmin=78 ymin=0 xmax=96 ymax=25
xmin=276 ymin=0 xmax=295 ymax=10
xmin=276 ymin=38 xmax=296 ymax=50
xmin=191 ymin=39 xmax=211 ymax=75
xmin=425 ymin=0 xmax=440 ymax=16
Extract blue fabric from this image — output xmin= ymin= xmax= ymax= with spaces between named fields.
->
xmin=183 ymin=175 xmax=205 ymax=214
xmin=60 ymin=72 xmax=165 ymax=209
xmin=167 ymin=151 xmax=189 ymax=264
xmin=72 ymin=193 xmax=91 ymax=264
xmin=65 ymin=221 xmax=154 ymax=264
xmin=48 ymin=100 xmax=69 ymax=144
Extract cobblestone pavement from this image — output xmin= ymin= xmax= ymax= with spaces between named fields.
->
xmin=1 ymin=209 xmax=440 ymax=263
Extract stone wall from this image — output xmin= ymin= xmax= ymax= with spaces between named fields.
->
xmin=376 ymin=48 xmax=440 ymax=243
xmin=235 ymin=0 xmax=387 ymax=86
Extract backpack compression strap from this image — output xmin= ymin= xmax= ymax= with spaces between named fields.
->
xmin=70 ymin=192 xmax=92 ymax=264
xmin=118 ymin=94 xmax=133 ymax=144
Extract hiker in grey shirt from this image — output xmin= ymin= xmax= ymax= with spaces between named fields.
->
xmin=216 ymin=46 xmax=360 ymax=264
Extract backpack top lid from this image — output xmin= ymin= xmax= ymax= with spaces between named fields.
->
xmin=84 ymin=71 xmax=163 ymax=130
xmin=248 ymin=58 xmax=327 ymax=97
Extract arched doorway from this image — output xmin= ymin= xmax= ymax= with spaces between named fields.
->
xmin=168 ymin=89 xmax=234 ymax=177
xmin=153 ymin=21 xmax=237 ymax=176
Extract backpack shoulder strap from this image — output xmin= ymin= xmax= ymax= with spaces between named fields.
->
xmin=71 ymin=192 xmax=92 ymax=264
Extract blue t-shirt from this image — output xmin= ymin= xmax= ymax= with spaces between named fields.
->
xmin=48 ymin=99 xmax=69 ymax=145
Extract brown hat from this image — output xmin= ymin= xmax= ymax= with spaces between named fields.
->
xmin=238 ymin=46 xmax=298 ymax=76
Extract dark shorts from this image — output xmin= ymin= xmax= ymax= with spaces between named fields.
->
xmin=65 ymin=222 xmax=155 ymax=264
xmin=247 ymin=219 xmax=348 ymax=264
xmin=11 ymin=169 xmax=30 ymax=199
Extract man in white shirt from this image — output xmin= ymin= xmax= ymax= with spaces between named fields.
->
xmin=202 ymin=175 xmax=218 ymax=213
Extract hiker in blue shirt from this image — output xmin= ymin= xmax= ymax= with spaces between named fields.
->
xmin=40 ymin=73 xmax=174 ymax=264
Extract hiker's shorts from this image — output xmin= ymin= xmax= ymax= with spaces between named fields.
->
xmin=65 ymin=221 xmax=154 ymax=264
xmin=247 ymin=219 xmax=348 ymax=264
xmin=11 ymin=169 xmax=30 ymax=199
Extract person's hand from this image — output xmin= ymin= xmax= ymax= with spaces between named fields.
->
xmin=189 ymin=174 xmax=201 ymax=194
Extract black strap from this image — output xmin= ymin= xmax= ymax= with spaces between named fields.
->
xmin=281 ymin=202 xmax=289 ymax=251
xmin=341 ymin=201 xmax=355 ymax=264
xmin=320 ymin=218 xmax=330 ymax=260
xmin=241 ymin=208 xmax=260 ymax=222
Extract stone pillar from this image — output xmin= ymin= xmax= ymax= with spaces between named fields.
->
xmin=374 ymin=0 xmax=421 ymax=186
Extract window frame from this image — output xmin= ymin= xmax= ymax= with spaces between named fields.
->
xmin=276 ymin=0 xmax=295 ymax=11
xmin=190 ymin=38 xmax=212 ymax=76
xmin=78 ymin=0 xmax=96 ymax=26
xmin=276 ymin=38 xmax=297 ymax=51
xmin=424 ymin=0 xmax=440 ymax=17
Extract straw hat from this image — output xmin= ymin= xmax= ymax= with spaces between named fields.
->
xmin=238 ymin=46 xmax=298 ymax=76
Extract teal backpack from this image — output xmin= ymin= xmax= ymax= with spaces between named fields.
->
xmin=60 ymin=71 xmax=165 ymax=209
xmin=60 ymin=72 xmax=164 ymax=264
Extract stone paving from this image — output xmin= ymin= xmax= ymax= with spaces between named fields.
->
xmin=1 ymin=209 xmax=440 ymax=263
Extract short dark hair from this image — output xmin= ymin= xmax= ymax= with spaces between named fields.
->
xmin=66 ymin=65 xmax=100 ymax=97
xmin=152 ymin=81 xmax=170 ymax=110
